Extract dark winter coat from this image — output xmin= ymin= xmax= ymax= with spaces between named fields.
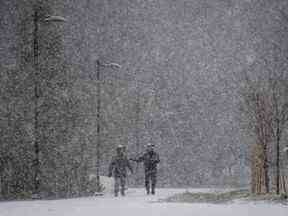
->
xmin=108 ymin=154 xmax=133 ymax=178
xmin=133 ymin=150 xmax=160 ymax=174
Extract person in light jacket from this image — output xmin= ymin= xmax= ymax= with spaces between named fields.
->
xmin=108 ymin=145 xmax=133 ymax=197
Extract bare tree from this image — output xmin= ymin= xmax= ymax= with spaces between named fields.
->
xmin=240 ymin=77 xmax=273 ymax=193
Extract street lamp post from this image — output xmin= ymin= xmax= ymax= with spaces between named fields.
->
xmin=94 ymin=59 xmax=121 ymax=192
xmin=32 ymin=8 xmax=66 ymax=198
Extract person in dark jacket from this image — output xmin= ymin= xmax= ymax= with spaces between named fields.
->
xmin=108 ymin=145 xmax=133 ymax=197
xmin=131 ymin=143 xmax=160 ymax=195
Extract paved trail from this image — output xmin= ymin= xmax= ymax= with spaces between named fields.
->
xmin=0 ymin=188 xmax=287 ymax=216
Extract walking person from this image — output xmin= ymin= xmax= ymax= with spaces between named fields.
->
xmin=131 ymin=143 xmax=160 ymax=195
xmin=108 ymin=145 xmax=133 ymax=197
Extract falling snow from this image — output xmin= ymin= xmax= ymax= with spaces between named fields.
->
xmin=1 ymin=0 xmax=288 ymax=214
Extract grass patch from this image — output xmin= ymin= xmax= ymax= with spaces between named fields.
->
xmin=248 ymin=193 xmax=288 ymax=204
xmin=164 ymin=190 xmax=288 ymax=204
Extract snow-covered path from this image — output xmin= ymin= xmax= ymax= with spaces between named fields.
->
xmin=0 ymin=188 xmax=287 ymax=216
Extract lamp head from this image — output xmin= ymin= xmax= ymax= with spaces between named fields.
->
xmin=44 ymin=15 xmax=66 ymax=22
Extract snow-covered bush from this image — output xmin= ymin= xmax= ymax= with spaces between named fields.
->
xmin=88 ymin=174 xmax=114 ymax=195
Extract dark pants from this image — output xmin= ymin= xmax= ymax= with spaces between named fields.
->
xmin=114 ymin=176 xmax=126 ymax=196
xmin=145 ymin=171 xmax=157 ymax=194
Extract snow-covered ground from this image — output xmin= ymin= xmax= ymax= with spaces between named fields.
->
xmin=0 ymin=188 xmax=287 ymax=216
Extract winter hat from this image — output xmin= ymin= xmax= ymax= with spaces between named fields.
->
xmin=146 ymin=143 xmax=154 ymax=147
xmin=117 ymin=145 xmax=124 ymax=149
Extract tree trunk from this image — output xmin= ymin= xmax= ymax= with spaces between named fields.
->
xmin=251 ymin=143 xmax=266 ymax=194
xmin=281 ymin=175 xmax=286 ymax=194
xmin=276 ymin=120 xmax=280 ymax=194
xmin=263 ymin=143 xmax=270 ymax=193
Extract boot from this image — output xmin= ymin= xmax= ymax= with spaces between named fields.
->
xmin=121 ymin=188 xmax=125 ymax=196
xmin=145 ymin=182 xmax=150 ymax=195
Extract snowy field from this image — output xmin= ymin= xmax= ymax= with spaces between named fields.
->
xmin=0 ymin=188 xmax=287 ymax=216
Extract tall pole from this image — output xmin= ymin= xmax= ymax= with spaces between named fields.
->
xmin=135 ymin=83 xmax=141 ymax=185
xmin=33 ymin=9 xmax=40 ymax=196
xmin=32 ymin=7 xmax=66 ymax=198
xmin=136 ymin=89 xmax=140 ymax=156
xmin=96 ymin=60 xmax=101 ymax=192
xmin=93 ymin=59 xmax=120 ymax=192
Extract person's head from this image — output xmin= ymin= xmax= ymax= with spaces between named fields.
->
xmin=146 ymin=143 xmax=155 ymax=152
xmin=116 ymin=145 xmax=124 ymax=155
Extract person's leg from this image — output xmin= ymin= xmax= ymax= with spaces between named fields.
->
xmin=120 ymin=176 xmax=126 ymax=196
xmin=151 ymin=171 xmax=157 ymax=195
xmin=145 ymin=171 xmax=150 ymax=194
xmin=114 ymin=177 xmax=120 ymax=197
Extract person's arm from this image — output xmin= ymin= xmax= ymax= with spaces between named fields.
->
xmin=153 ymin=152 xmax=160 ymax=164
xmin=126 ymin=158 xmax=133 ymax=174
xmin=108 ymin=158 xmax=115 ymax=177
xmin=130 ymin=154 xmax=145 ymax=163
xmin=156 ymin=153 xmax=160 ymax=163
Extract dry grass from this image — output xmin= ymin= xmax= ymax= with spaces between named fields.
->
xmin=163 ymin=190 xmax=288 ymax=204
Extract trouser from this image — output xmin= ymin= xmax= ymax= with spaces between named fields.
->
xmin=145 ymin=171 xmax=157 ymax=194
xmin=114 ymin=175 xmax=126 ymax=196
